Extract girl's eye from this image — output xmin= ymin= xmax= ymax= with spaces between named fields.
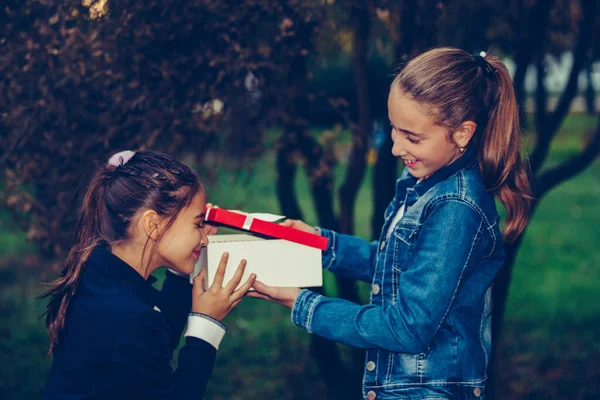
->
xmin=196 ymin=222 xmax=204 ymax=229
xmin=406 ymin=135 xmax=420 ymax=144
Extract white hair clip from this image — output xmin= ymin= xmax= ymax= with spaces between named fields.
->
xmin=108 ymin=150 xmax=136 ymax=167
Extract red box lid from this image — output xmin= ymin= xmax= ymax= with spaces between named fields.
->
xmin=205 ymin=208 xmax=328 ymax=251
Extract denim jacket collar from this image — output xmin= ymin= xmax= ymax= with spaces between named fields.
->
xmin=396 ymin=144 xmax=479 ymax=204
xmin=86 ymin=245 xmax=159 ymax=307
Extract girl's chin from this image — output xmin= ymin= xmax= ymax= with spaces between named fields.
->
xmin=170 ymin=263 xmax=195 ymax=276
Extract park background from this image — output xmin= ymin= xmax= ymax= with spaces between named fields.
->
xmin=1 ymin=1 xmax=599 ymax=399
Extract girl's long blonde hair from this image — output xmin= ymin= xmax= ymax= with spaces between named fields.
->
xmin=394 ymin=47 xmax=532 ymax=243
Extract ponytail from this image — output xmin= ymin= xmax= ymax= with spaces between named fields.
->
xmin=40 ymin=170 xmax=110 ymax=354
xmin=480 ymin=57 xmax=533 ymax=243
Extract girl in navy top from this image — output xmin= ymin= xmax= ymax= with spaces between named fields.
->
xmin=41 ymin=150 xmax=255 ymax=399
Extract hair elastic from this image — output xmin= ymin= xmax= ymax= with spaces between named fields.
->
xmin=108 ymin=150 xmax=136 ymax=167
xmin=473 ymin=51 xmax=496 ymax=77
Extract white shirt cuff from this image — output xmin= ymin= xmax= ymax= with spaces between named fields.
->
xmin=184 ymin=314 xmax=227 ymax=350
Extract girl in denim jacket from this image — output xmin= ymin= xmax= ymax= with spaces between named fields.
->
xmin=250 ymin=48 xmax=532 ymax=400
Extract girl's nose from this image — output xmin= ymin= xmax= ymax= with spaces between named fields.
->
xmin=200 ymin=229 xmax=209 ymax=247
xmin=393 ymin=145 xmax=407 ymax=156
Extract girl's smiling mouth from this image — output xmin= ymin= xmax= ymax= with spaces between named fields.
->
xmin=403 ymin=159 xmax=420 ymax=168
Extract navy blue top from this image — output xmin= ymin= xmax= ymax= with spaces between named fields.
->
xmin=43 ymin=246 xmax=216 ymax=399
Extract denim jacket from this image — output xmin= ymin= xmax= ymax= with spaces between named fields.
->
xmin=291 ymin=146 xmax=504 ymax=400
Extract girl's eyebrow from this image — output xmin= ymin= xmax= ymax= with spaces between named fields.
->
xmin=195 ymin=213 xmax=205 ymax=219
xmin=389 ymin=118 xmax=426 ymax=138
xmin=401 ymin=129 xmax=426 ymax=138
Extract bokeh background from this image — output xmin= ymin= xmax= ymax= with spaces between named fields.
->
xmin=1 ymin=1 xmax=599 ymax=399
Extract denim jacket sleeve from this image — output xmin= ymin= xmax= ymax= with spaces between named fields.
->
xmin=320 ymin=228 xmax=379 ymax=283
xmin=292 ymin=200 xmax=489 ymax=354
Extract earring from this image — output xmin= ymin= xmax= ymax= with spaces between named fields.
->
xmin=459 ymin=147 xmax=465 ymax=153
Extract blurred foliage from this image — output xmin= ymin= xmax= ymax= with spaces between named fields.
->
xmin=0 ymin=0 xmax=321 ymax=260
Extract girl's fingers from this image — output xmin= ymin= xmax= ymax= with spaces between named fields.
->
xmin=246 ymin=291 xmax=274 ymax=301
xmin=211 ymin=252 xmax=229 ymax=288
xmin=251 ymin=280 xmax=278 ymax=297
xmin=204 ymin=223 xmax=219 ymax=236
xmin=225 ymin=259 xmax=247 ymax=292
xmin=231 ymin=273 xmax=256 ymax=302
xmin=193 ymin=269 xmax=206 ymax=294
xmin=279 ymin=219 xmax=293 ymax=227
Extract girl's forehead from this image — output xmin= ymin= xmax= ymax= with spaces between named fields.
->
xmin=388 ymin=87 xmax=435 ymax=131
xmin=190 ymin=191 xmax=206 ymax=210
xmin=181 ymin=191 xmax=206 ymax=217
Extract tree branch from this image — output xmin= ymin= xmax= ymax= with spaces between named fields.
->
xmin=534 ymin=55 xmax=547 ymax=135
xmin=275 ymin=139 xmax=304 ymax=220
xmin=529 ymin=0 xmax=597 ymax=174
xmin=546 ymin=0 xmax=597 ymax=136
xmin=533 ymin=113 xmax=600 ymax=199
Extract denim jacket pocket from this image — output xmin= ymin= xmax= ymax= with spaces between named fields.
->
xmin=392 ymin=222 xmax=418 ymax=245
xmin=391 ymin=223 xmax=417 ymax=273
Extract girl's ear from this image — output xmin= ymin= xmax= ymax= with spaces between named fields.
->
xmin=141 ymin=210 xmax=161 ymax=241
xmin=454 ymin=120 xmax=477 ymax=148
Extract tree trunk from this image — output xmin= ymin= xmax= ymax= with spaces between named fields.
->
xmin=338 ymin=0 xmax=372 ymax=237
xmin=372 ymin=0 xmax=417 ymax=240
xmin=586 ymin=65 xmax=597 ymax=115
xmin=488 ymin=5 xmax=598 ymax=395
xmin=336 ymin=0 xmax=372 ymax=306
xmin=487 ymin=222 xmax=529 ymax=399
xmin=275 ymin=49 xmax=357 ymax=399
xmin=512 ymin=54 xmax=530 ymax=130
xmin=276 ymin=139 xmax=304 ymax=221
xmin=331 ymin=2 xmax=374 ymax=393
xmin=489 ymin=114 xmax=600 ymax=398
xmin=487 ymin=2 xmax=598 ymax=398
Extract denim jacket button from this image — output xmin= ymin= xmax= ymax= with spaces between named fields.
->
xmin=367 ymin=390 xmax=376 ymax=399
xmin=366 ymin=361 xmax=376 ymax=371
xmin=379 ymin=241 xmax=386 ymax=251
xmin=473 ymin=387 xmax=482 ymax=397
xmin=372 ymin=284 xmax=380 ymax=295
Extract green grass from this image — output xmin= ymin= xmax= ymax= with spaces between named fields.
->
xmin=0 ymin=114 xmax=598 ymax=399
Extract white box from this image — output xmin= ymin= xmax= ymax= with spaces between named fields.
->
xmin=192 ymin=234 xmax=323 ymax=289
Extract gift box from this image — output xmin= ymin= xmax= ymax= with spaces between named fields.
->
xmin=191 ymin=208 xmax=327 ymax=288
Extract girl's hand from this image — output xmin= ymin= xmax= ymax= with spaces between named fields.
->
xmin=204 ymin=203 xmax=219 ymax=235
xmin=279 ymin=219 xmax=319 ymax=235
xmin=247 ymin=281 xmax=302 ymax=309
xmin=192 ymin=253 xmax=256 ymax=321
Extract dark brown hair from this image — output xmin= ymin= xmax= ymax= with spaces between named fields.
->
xmin=393 ymin=47 xmax=532 ymax=243
xmin=40 ymin=151 xmax=201 ymax=353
